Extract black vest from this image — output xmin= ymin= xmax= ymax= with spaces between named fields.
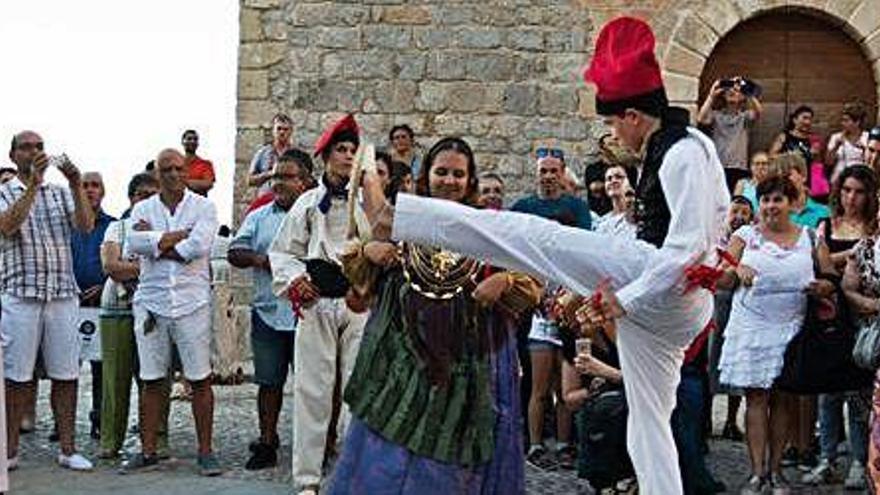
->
xmin=634 ymin=107 xmax=690 ymax=248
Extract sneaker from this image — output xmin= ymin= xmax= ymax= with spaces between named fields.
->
xmin=57 ymin=452 xmax=94 ymax=471
xmin=525 ymin=445 xmax=557 ymax=471
xmin=740 ymin=474 xmax=764 ymax=495
xmin=556 ymin=445 xmax=576 ymax=470
xmin=297 ymin=486 xmax=319 ymax=495
xmin=245 ymin=442 xmax=277 ymax=470
xmin=802 ymin=459 xmax=838 ymax=485
xmin=721 ymin=422 xmax=745 ymax=442
xmin=118 ymin=453 xmax=160 ymax=474
xmin=197 ymin=453 xmax=222 ymax=477
xmin=845 ymin=460 xmax=867 ymax=490
xmin=780 ymin=447 xmax=797 ymax=468
xmin=797 ymin=451 xmax=818 ymax=472
xmin=769 ymin=472 xmax=791 ymax=495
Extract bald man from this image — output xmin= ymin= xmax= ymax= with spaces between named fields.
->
xmin=71 ymin=171 xmax=117 ymax=439
xmin=123 ymin=149 xmax=221 ymax=476
xmin=0 ymin=130 xmax=95 ymax=472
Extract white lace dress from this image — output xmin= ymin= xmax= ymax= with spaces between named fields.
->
xmin=719 ymin=225 xmax=814 ymax=389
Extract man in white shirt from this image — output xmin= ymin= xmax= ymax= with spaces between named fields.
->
xmin=123 ymin=148 xmax=221 ymax=476
xmin=361 ymin=18 xmax=728 ymax=495
xmin=269 ymin=114 xmax=369 ymax=495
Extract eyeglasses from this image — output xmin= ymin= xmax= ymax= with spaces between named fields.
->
xmin=16 ymin=142 xmax=44 ymax=152
xmin=536 ymin=147 xmax=564 ymax=161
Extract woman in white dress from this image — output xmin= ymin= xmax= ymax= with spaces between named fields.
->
xmin=717 ymin=175 xmax=834 ymax=494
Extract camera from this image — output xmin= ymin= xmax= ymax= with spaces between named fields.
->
xmin=720 ymin=77 xmax=761 ymax=98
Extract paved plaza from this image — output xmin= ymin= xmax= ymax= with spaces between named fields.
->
xmin=10 ymin=368 xmax=854 ymax=494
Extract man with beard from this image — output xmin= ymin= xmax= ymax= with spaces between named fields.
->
xmin=512 ymin=147 xmax=592 ymax=229
xmin=359 ymin=17 xmax=729 ymax=494
xmin=0 ymin=130 xmax=95 ymax=472
xmin=269 ymin=114 xmax=369 ymax=495
xmin=181 ymin=130 xmax=215 ymax=196
xmin=228 ymin=149 xmax=314 ymax=470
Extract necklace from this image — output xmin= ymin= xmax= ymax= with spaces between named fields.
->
xmin=403 ymin=244 xmax=479 ymax=300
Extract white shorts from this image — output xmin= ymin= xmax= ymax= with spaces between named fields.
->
xmin=0 ymin=295 xmax=80 ymax=382
xmin=133 ymin=303 xmax=212 ymax=382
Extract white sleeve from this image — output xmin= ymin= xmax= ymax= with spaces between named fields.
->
xmin=391 ymin=194 xmax=646 ymax=295
xmin=269 ymin=196 xmax=311 ymax=296
xmin=126 ymin=204 xmax=163 ymax=259
xmin=615 ymin=136 xmax=729 ymax=315
xmin=174 ymin=200 xmax=218 ymax=262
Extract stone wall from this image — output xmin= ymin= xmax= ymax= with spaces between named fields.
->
xmin=232 ymin=0 xmax=880 ymax=330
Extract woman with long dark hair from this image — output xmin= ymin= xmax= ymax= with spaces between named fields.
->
xmin=771 ymin=105 xmax=826 ymax=201
xmin=803 ymin=165 xmax=877 ymax=489
xmin=328 ymin=138 xmax=541 ymax=494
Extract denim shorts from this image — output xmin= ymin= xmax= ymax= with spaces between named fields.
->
xmin=251 ymin=310 xmax=295 ymax=388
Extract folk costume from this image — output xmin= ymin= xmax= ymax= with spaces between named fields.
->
xmin=269 ymin=114 xmax=370 ymax=492
xmin=383 ymin=18 xmax=729 ymax=495
xmin=327 ymin=239 xmax=541 ymax=494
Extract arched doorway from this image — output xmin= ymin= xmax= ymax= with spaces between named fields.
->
xmin=699 ymin=10 xmax=877 ymax=156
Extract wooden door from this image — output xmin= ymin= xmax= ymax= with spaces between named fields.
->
xmin=699 ymin=11 xmax=877 ymax=156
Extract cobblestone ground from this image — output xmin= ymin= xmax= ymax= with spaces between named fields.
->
xmin=11 ymin=368 xmax=859 ymax=494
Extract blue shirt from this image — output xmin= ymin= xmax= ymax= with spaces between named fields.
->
xmin=511 ymin=194 xmax=592 ymax=230
xmin=230 ymin=201 xmax=296 ymax=331
xmin=71 ymin=209 xmax=116 ymax=291
xmin=790 ymin=198 xmax=829 ymax=229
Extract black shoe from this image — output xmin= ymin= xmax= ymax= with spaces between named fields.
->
xmin=720 ymin=422 xmax=744 ymax=442
xmin=797 ymin=451 xmax=818 ymax=473
xmin=249 ymin=434 xmax=279 ymax=452
xmin=245 ymin=442 xmax=278 ymax=470
xmin=526 ymin=446 xmax=558 ymax=471
xmin=118 ymin=453 xmax=160 ymax=474
xmin=780 ymin=446 xmax=798 ymax=468
xmin=48 ymin=428 xmax=59 ymax=443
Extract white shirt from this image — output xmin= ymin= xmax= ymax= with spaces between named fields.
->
xmin=269 ymin=181 xmax=370 ymax=296
xmin=391 ymin=128 xmax=729 ymax=345
xmin=828 ymin=131 xmax=869 ymax=182
xmin=127 ymin=190 xmax=218 ymax=318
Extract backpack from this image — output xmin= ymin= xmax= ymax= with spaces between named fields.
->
xmin=577 ymin=388 xmax=634 ymax=489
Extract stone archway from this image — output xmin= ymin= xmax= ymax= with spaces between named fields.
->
xmin=660 ymin=0 xmax=880 ymax=123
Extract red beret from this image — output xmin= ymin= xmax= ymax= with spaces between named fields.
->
xmin=313 ymin=114 xmax=359 ymax=157
xmin=583 ymin=17 xmax=667 ymax=117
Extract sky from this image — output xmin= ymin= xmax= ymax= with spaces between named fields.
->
xmin=0 ymin=0 xmax=239 ymax=223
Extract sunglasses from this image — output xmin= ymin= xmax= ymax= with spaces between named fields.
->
xmin=536 ymin=147 xmax=564 ymax=161
xmin=17 ymin=142 xmax=44 ymax=152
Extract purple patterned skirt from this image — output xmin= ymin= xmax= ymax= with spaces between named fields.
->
xmin=326 ymin=324 xmax=524 ymax=495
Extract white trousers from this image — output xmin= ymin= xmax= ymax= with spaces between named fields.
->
xmin=391 ymin=196 xmax=703 ymax=495
xmin=292 ymin=297 xmax=367 ymax=489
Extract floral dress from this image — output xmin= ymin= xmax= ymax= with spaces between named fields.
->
xmin=853 ymin=237 xmax=880 ymax=490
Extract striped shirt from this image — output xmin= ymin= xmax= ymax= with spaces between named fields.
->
xmin=0 ymin=177 xmax=79 ymax=301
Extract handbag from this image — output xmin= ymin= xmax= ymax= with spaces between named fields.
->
xmin=853 ymin=237 xmax=880 ymax=370
xmin=853 ymin=318 xmax=880 ymax=370
xmin=775 ymin=229 xmax=873 ymax=393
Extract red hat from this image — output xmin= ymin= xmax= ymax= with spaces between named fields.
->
xmin=313 ymin=114 xmax=360 ymax=158
xmin=583 ymin=17 xmax=668 ymax=117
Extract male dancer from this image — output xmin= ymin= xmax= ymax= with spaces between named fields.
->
xmin=361 ymin=17 xmax=729 ymax=495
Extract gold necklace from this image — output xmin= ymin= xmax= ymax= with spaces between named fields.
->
xmin=403 ymin=243 xmax=479 ymax=300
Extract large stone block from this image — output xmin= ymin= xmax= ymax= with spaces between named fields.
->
xmin=430 ymin=5 xmax=474 ymax=25
xmin=363 ymin=81 xmax=417 ymax=113
xmin=465 ymin=53 xmax=516 ymax=82
xmin=825 ymin=0 xmax=862 ymax=22
xmin=513 ymin=54 xmax=548 ymax=81
xmin=413 ymin=27 xmax=454 ymax=49
xmin=663 ymin=42 xmax=706 ymax=77
xmin=545 ymin=29 xmax=588 ymax=52
xmin=431 ymin=114 xmax=471 ymax=136
xmin=674 ymin=12 xmax=719 ymax=57
xmin=693 ymin=0 xmax=741 ymax=37
xmin=456 ymin=27 xmax=503 ymax=49
xmin=427 ymin=51 xmax=467 ymax=80
xmin=503 ymin=84 xmax=539 ymax=116
xmin=663 ymin=71 xmax=699 ymax=102
xmin=238 ymin=70 xmax=269 ymax=99
xmin=538 ymin=85 xmax=578 ymax=115
xmin=447 ymin=83 xmax=504 ymax=113
xmin=377 ymin=5 xmax=431 ymax=25
xmin=364 ymin=25 xmax=412 ymax=49
xmin=849 ymin=0 xmax=880 ymax=41
xmin=416 ymin=82 xmax=449 ymax=113
xmin=546 ymin=53 xmax=584 ymax=83
xmin=239 ymin=42 xmax=286 ymax=69
xmin=240 ymin=8 xmax=263 ymax=42
xmin=315 ymin=27 xmax=361 ymax=49
xmin=243 ymin=0 xmax=281 ymax=9
xmin=237 ymin=100 xmax=277 ymax=129
xmin=291 ymin=3 xmax=369 ymax=27
xmin=508 ymin=29 xmax=544 ymax=52
xmin=394 ymin=53 xmax=426 ymax=80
